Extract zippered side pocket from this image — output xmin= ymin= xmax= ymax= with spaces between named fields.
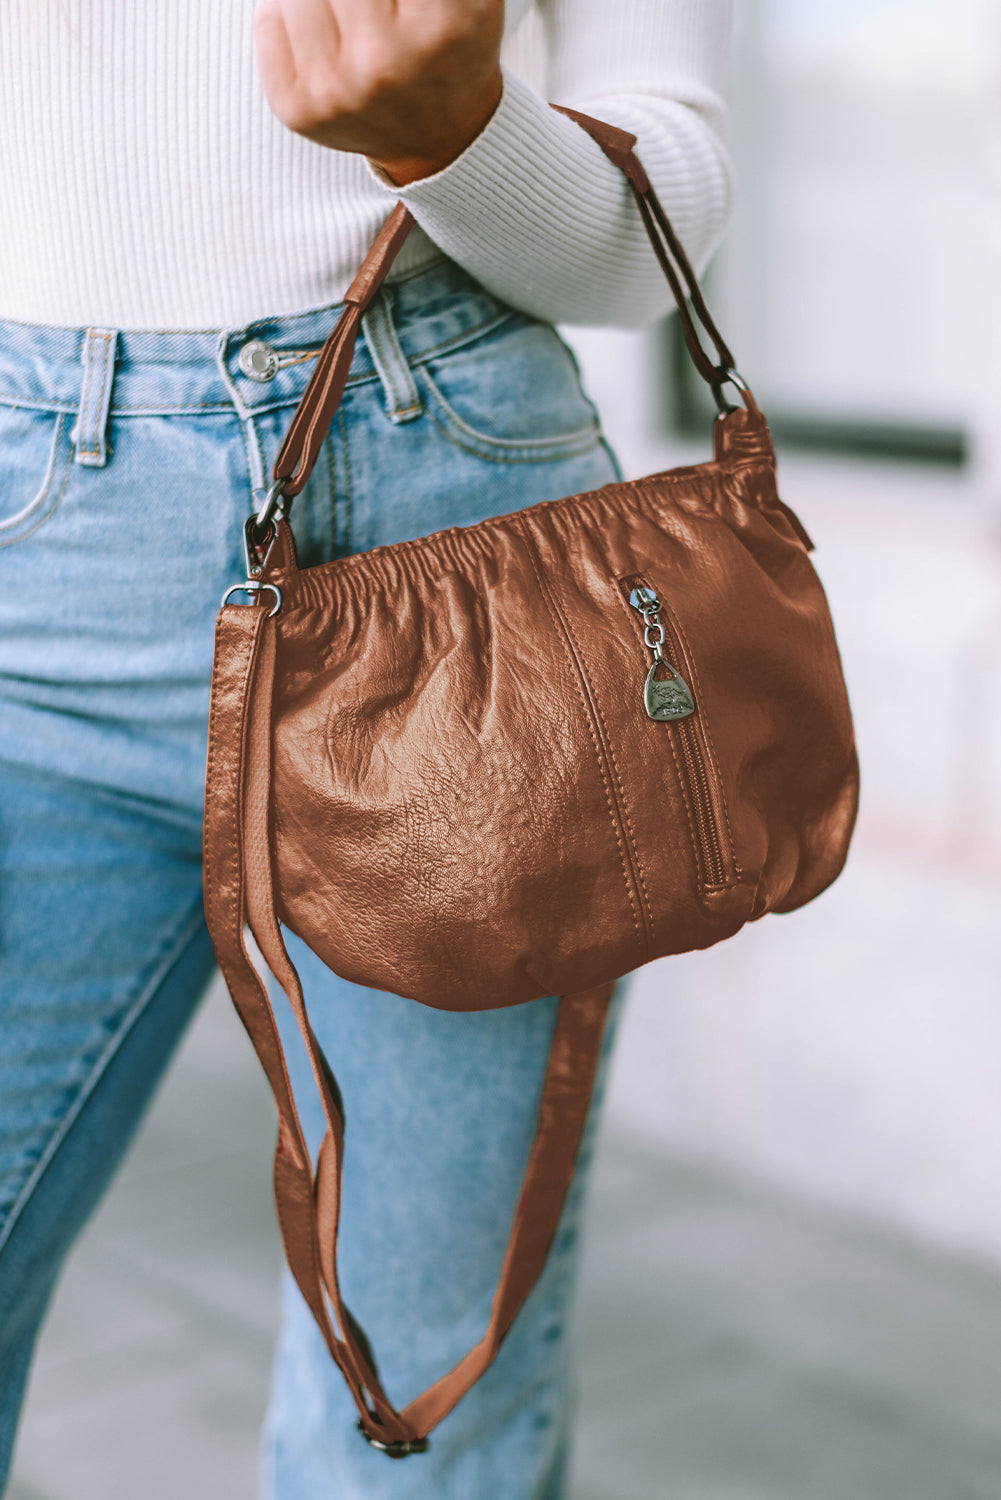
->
xmin=618 ymin=574 xmax=738 ymax=892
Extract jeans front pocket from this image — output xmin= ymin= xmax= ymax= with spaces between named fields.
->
xmin=415 ymin=316 xmax=603 ymax=465
xmin=0 ymin=406 xmax=73 ymax=550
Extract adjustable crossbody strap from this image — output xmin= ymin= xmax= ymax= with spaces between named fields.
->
xmin=203 ymin=604 xmax=411 ymax=1444
xmin=204 ymin=599 xmax=615 ymax=1453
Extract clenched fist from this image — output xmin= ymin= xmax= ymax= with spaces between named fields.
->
xmin=254 ymin=0 xmax=505 ymax=184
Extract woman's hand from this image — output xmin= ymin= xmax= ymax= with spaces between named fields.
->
xmin=254 ymin=0 xmax=505 ymax=185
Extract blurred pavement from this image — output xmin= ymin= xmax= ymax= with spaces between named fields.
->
xmin=10 ymin=972 xmax=1001 ymax=1499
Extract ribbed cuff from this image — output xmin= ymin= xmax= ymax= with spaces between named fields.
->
xmin=362 ymin=69 xmax=640 ymax=315
xmin=362 ymin=66 xmax=730 ymax=328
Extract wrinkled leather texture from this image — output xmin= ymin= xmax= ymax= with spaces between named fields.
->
xmin=246 ymin=404 xmax=858 ymax=1013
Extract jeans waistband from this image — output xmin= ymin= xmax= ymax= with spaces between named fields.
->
xmin=0 ymin=256 xmax=518 ymax=422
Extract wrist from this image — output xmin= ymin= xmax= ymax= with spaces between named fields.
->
xmin=368 ymin=73 xmax=504 ymax=186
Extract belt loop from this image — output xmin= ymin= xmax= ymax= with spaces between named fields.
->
xmin=73 ymin=327 xmax=119 ymax=467
xmin=360 ymin=289 xmax=422 ymax=424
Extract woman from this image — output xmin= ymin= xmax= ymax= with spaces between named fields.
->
xmin=0 ymin=1 xmax=732 ymax=1494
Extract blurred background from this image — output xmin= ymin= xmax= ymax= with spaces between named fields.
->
xmin=9 ymin=2 xmax=998 ymax=1497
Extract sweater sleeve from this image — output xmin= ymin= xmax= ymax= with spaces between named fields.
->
xmin=363 ymin=0 xmax=734 ymax=329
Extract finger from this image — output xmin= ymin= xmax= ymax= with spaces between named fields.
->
xmin=395 ymin=0 xmax=498 ymax=30
xmin=263 ymin=0 xmax=342 ymax=79
xmin=392 ymin=0 xmax=503 ymax=58
xmin=253 ymin=1 xmax=301 ymax=109
xmin=332 ymin=0 xmax=396 ymax=21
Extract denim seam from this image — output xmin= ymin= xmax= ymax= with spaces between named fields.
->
xmin=0 ymin=413 xmax=73 ymax=551
xmin=241 ymin=413 xmax=269 ymax=508
xmin=336 ymin=406 xmax=352 ymax=556
xmin=360 ymin=293 xmax=422 ymax=423
xmin=218 ymin=310 xmax=517 ymax=422
xmin=0 ymin=314 xmax=518 ymax=420
xmin=323 ymin=429 xmax=338 ymax=558
xmin=419 ymin=396 xmax=601 ymax=468
xmin=233 ymin=309 xmax=517 ymax=413
xmin=74 ymin=329 xmax=116 ymax=464
xmin=111 ymin=403 xmax=237 ymax=414
xmin=414 ymin=364 xmax=600 ymax=462
xmin=0 ymin=394 xmax=235 ymax=415
xmin=74 ymin=335 xmax=99 ymax=456
xmin=404 ymin=310 xmax=515 ymax=368
xmin=0 ymin=898 xmax=208 ymax=1257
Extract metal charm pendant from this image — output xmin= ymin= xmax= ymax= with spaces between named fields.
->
xmin=644 ymin=661 xmax=695 ymax=721
xmin=628 ymin=582 xmax=696 ymax=721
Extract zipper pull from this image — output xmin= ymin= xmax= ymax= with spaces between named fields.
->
xmin=628 ymin=586 xmax=696 ymax=721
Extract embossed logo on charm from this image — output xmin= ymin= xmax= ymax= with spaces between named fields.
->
xmin=629 ymin=584 xmax=696 ymax=722
xmin=645 ymin=662 xmax=696 ymax=720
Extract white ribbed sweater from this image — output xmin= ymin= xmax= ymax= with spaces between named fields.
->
xmin=0 ymin=0 xmax=732 ymax=330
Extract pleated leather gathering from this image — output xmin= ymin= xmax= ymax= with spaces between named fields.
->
xmin=202 ymin=108 xmax=858 ymax=1456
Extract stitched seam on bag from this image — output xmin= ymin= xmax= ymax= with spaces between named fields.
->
xmin=667 ymin=610 xmax=741 ymax=881
xmin=610 ymin=579 xmax=709 ymax=897
xmin=202 ymin=618 xmax=256 ymax=934
xmin=611 ymin=579 xmax=737 ymax=896
xmin=521 ymin=527 xmax=645 ymax=949
xmin=571 ymin=643 xmax=657 ymax=947
xmin=663 ymin=717 xmax=707 ymax=896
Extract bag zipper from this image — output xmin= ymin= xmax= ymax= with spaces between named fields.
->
xmin=620 ymin=575 xmax=734 ymax=890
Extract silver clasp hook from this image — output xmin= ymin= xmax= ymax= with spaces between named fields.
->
xmin=222 ymin=580 xmax=283 ymax=617
xmin=220 ymin=479 xmax=288 ymax=614
xmin=711 ymin=366 xmax=751 ymax=417
xmin=242 ymin=479 xmax=288 ymax=579
xmin=255 ymin=477 xmax=288 ymax=536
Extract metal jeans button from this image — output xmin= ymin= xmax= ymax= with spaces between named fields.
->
xmin=238 ymin=340 xmax=280 ymax=382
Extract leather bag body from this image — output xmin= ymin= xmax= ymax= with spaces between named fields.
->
xmin=202 ymin=108 xmax=858 ymax=1456
xmin=261 ymin=401 xmax=856 ymax=1013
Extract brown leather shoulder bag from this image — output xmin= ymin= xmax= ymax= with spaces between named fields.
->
xmin=202 ymin=108 xmax=858 ymax=1458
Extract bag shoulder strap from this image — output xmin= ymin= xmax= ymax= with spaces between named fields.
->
xmin=203 ymin=602 xmax=615 ymax=1454
xmin=272 ymin=103 xmax=749 ymax=500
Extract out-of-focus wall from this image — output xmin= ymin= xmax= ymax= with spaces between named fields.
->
xmin=562 ymin=0 xmax=1001 ymax=1266
xmin=718 ymin=0 xmax=978 ymax=430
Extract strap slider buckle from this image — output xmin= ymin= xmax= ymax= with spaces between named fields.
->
xmin=356 ymin=1420 xmax=430 ymax=1459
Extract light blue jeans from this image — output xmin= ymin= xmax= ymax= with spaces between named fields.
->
xmin=0 ymin=256 xmax=625 ymax=1498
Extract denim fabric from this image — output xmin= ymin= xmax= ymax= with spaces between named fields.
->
xmin=0 ymin=256 xmax=625 ymax=1498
